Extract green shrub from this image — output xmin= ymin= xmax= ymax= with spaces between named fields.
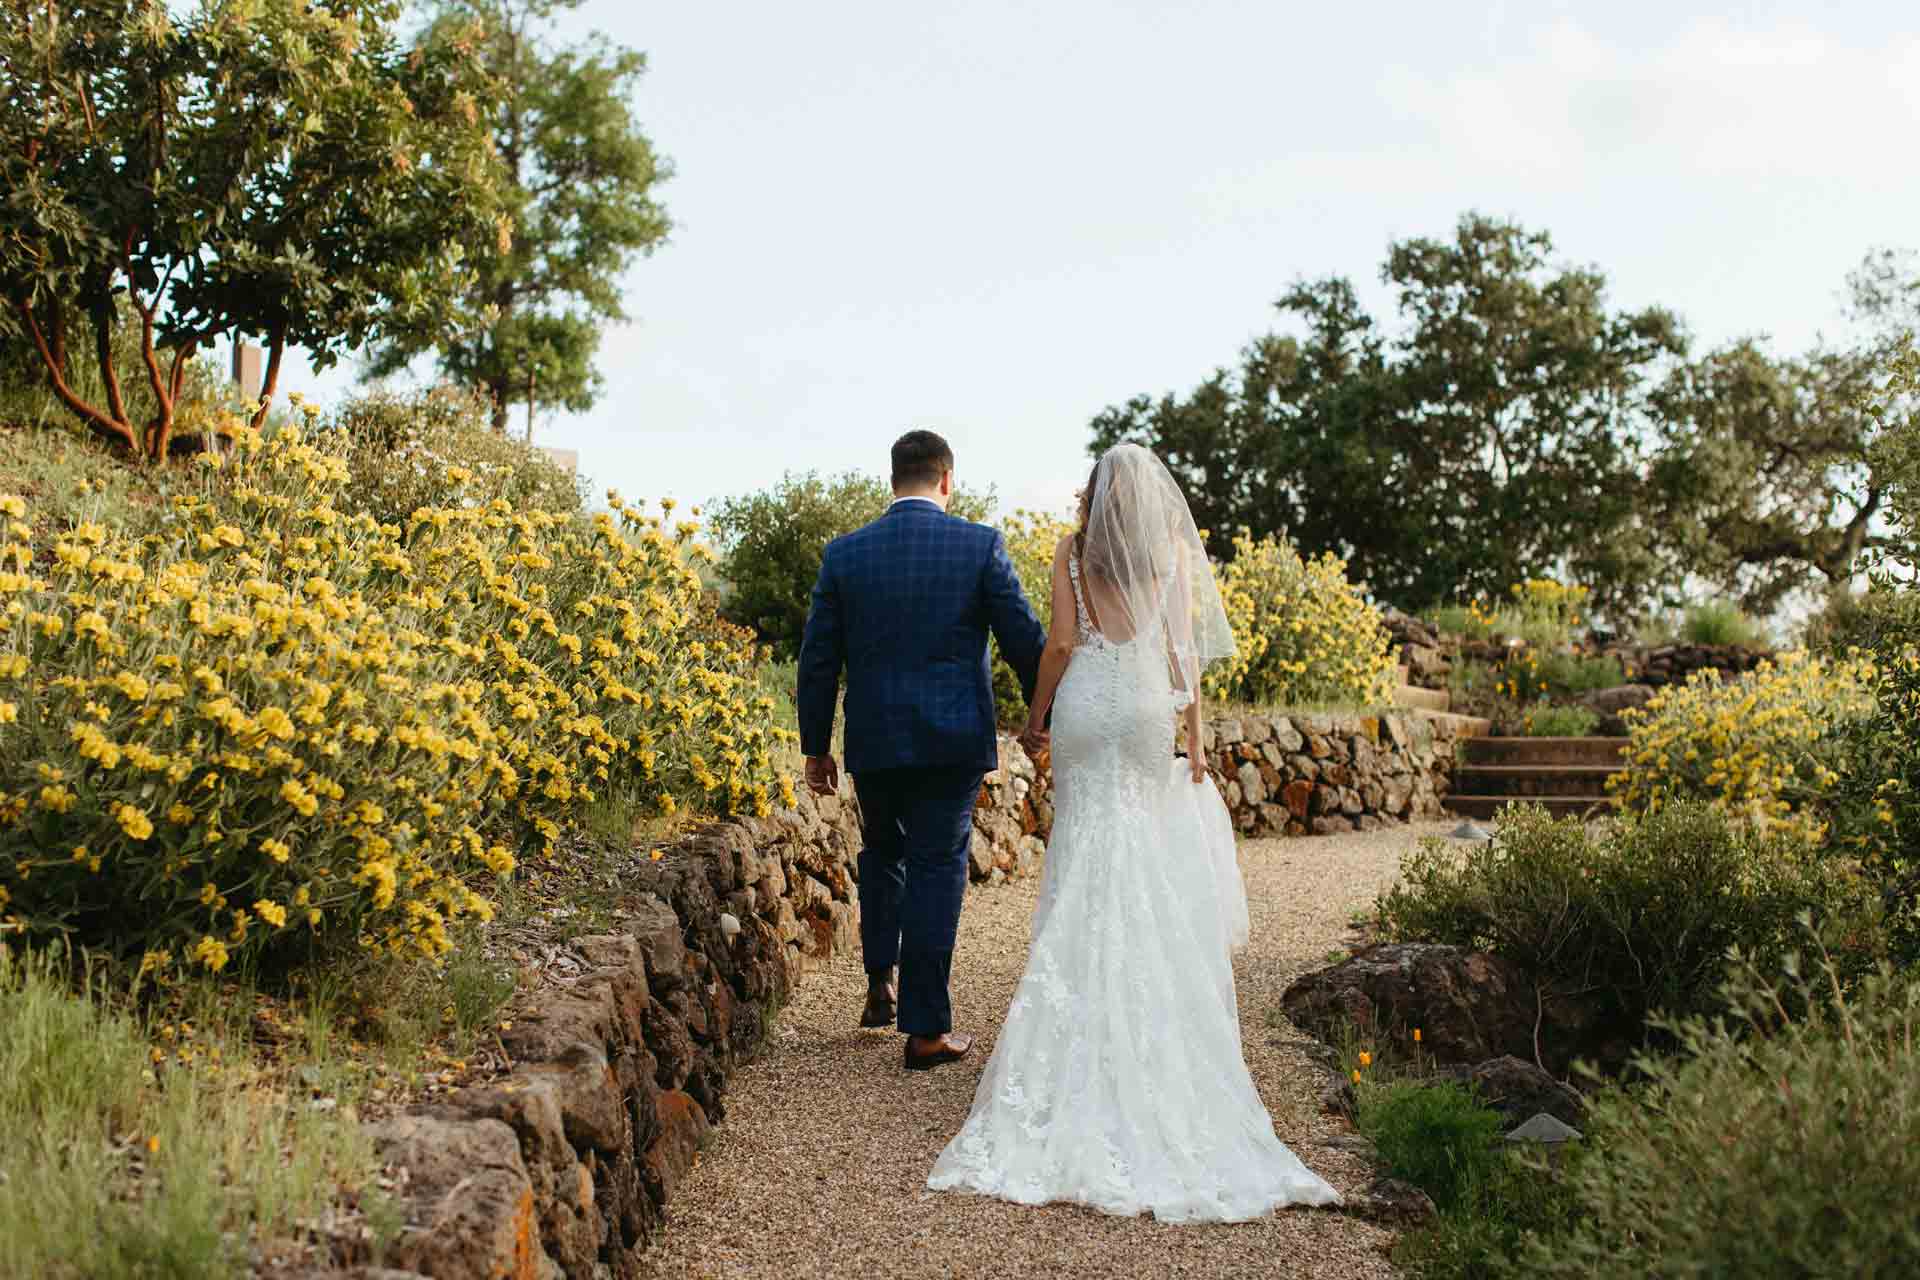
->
xmin=1523 ymin=705 xmax=1600 ymax=737
xmin=1392 ymin=1149 xmax=1587 ymax=1280
xmin=1429 ymin=602 xmax=1499 ymax=641
xmin=1375 ymin=803 xmax=1872 ymax=1043
xmin=1537 ymin=652 xmax=1625 ymax=696
xmin=1358 ymin=1079 xmax=1504 ymax=1212
xmin=1526 ymin=956 xmax=1920 ymax=1280
xmin=709 ymin=470 xmax=994 ymax=660
xmin=1681 ymin=598 xmax=1764 ymax=647
xmin=322 ymin=386 xmax=584 ymax=525
xmin=1828 ymin=603 xmax=1920 ymax=965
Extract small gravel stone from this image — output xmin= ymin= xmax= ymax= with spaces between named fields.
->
xmin=637 ymin=822 xmax=1452 ymax=1280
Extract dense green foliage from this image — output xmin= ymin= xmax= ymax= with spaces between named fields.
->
xmin=325 ymin=386 xmax=584 ymax=524
xmin=1524 ymin=958 xmax=1920 ymax=1280
xmin=1376 ymin=803 xmax=1870 ymax=1043
xmin=708 ymin=470 xmax=994 ymax=660
xmin=1 ymin=0 xmax=503 ymax=456
xmin=1358 ymin=1080 xmax=1504 ymax=1213
xmin=1359 ymin=1080 xmax=1584 ymax=1280
xmin=370 ymin=0 xmax=672 ymax=433
xmin=1090 ymin=215 xmax=1687 ymax=613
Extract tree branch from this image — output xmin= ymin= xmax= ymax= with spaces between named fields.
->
xmin=249 ymin=319 xmax=288 ymax=431
xmin=19 ymin=297 xmax=137 ymax=453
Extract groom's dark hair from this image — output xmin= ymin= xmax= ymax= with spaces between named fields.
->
xmin=891 ymin=430 xmax=954 ymax=492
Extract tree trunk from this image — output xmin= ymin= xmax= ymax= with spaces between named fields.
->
xmin=490 ymin=382 xmax=510 ymax=434
xmin=90 ymin=290 xmax=129 ymax=430
xmin=249 ymin=321 xmax=288 ymax=431
xmin=18 ymin=296 xmax=137 ymax=453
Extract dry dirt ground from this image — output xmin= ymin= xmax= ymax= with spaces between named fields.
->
xmin=637 ymin=821 xmax=1455 ymax=1280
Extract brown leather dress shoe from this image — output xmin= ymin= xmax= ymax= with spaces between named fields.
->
xmin=859 ymin=968 xmax=897 ymax=1029
xmin=903 ymin=1032 xmax=974 ymax=1072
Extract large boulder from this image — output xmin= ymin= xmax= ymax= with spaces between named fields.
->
xmin=1578 ymin=683 xmax=1657 ymax=734
xmin=1280 ymin=943 xmax=1598 ymax=1072
xmin=1444 ymin=1055 xmax=1585 ymax=1128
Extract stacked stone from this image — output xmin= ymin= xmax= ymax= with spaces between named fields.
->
xmin=1624 ymin=643 xmax=1772 ymax=688
xmin=967 ymin=738 xmax=1051 ymax=885
xmin=1200 ymin=711 xmax=1460 ymax=837
xmin=962 ymin=710 xmax=1466 ymax=879
xmin=1381 ymin=606 xmax=1450 ymax=688
xmin=338 ymin=788 xmax=867 ymax=1280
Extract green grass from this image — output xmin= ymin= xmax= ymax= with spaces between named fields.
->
xmin=0 ymin=945 xmax=390 ymax=1279
xmin=1681 ymin=599 xmax=1765 ymax=648
xmin=1524 ymin=705 xmax=1602 ymax=737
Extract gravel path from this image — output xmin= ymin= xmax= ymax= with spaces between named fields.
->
xmin=638 ymin=821 xmax=1453 ymax=1280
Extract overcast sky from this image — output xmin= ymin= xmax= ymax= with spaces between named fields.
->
xmin=256 ymin=0 xmax=1920 ymax=519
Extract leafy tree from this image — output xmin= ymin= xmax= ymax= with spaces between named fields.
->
xmin=1092 ymin=215 xmax=1688 ymax=614
xmin=1640 ymin=342 xmax=1884 ymax=616
xmin=710 ymin=471 xmax=995 ymax=659
xmin=370 ymin=0 xmax=671 ymax=434
xmin=0 ymin=0 xmax=503 ymax=458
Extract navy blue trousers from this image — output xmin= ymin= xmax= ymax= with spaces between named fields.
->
xmin=851 ymin=765 xmax=985 ymax=1038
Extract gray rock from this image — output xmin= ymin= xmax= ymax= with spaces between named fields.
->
xmin=968 ymin=829 xmax=994 ymax=880
xmin=1351 ymin=1176 xmax=1438 ymax=1226
xmin=1237 ymin=761 xmax=1267 ymax=807
xmin=627 ymin=893 xmax=687 ymax=988
xmin=1506 ymin=1113 xmax=1583 ymax=1144
xmin=1459 ymin=1055 xmax=1585 ymax=1128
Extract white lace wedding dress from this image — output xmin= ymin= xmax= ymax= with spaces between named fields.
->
xmin=926 ymin=556 xmax=1340 ymax=1222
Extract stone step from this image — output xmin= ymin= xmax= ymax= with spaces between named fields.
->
xmin=1458 ymin=736 xmax=1630 ymax=767
xmin=1392 ymin=684 xmax=1451 ymax=713
xmin=1446 ymin=794 xmax=1619 ymax=820
xmin=1453 ymin=764 xmax=1621 ymax=798
xmin=1418 ymin=710 xmax=1494 ymax=737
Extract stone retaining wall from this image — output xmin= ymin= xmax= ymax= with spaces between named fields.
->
xmin=326 ymin=790 xmax=867 ymax=1280
xmin=967 ymin=708 xmax=1465 ymax=879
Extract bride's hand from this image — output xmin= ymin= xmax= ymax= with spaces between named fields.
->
xmin=1188 ymin=752 xmax=1207 ymax=784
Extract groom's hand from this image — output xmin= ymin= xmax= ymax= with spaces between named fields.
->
xmin=805 ymin=754 xmax=840 ymax=797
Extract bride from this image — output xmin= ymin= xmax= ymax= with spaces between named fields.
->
xmin=926 ymin=443 xmax=1340 ymax=1222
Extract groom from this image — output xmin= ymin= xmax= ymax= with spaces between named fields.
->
xmin=798 ymin=430 xmax=1048 ymax=1071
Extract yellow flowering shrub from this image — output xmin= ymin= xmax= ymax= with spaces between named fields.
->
xmin=991 ymin=508 xmax=1076 ymax=723
xmin=1509 ymin=578 xmax=1588 ymax=632
xmin=1607 ymin=651 xmax=1876 ymax=843
xmin=1203 ymin=531 xmax=1398 ymax=709
xmin=0 ymin=418 xmax=792 ymax=971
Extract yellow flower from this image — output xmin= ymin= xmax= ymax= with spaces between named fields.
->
xmin=116 ymin=804 xmax=155 ymax=841
xmin=1358 ymin=1051 xmax=1372 ymax=1068
xmin=1412 ymin=1028 xmax=1422 ymax=1044
xmin=190 ymin=936 xmax=230 ymax=972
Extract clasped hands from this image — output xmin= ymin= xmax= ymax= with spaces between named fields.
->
xmin=805 ymin=723 xmax=1053 ymax=799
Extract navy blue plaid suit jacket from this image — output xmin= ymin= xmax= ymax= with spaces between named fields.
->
xmin=798 ymin=500 xmax=1047 ymax=775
